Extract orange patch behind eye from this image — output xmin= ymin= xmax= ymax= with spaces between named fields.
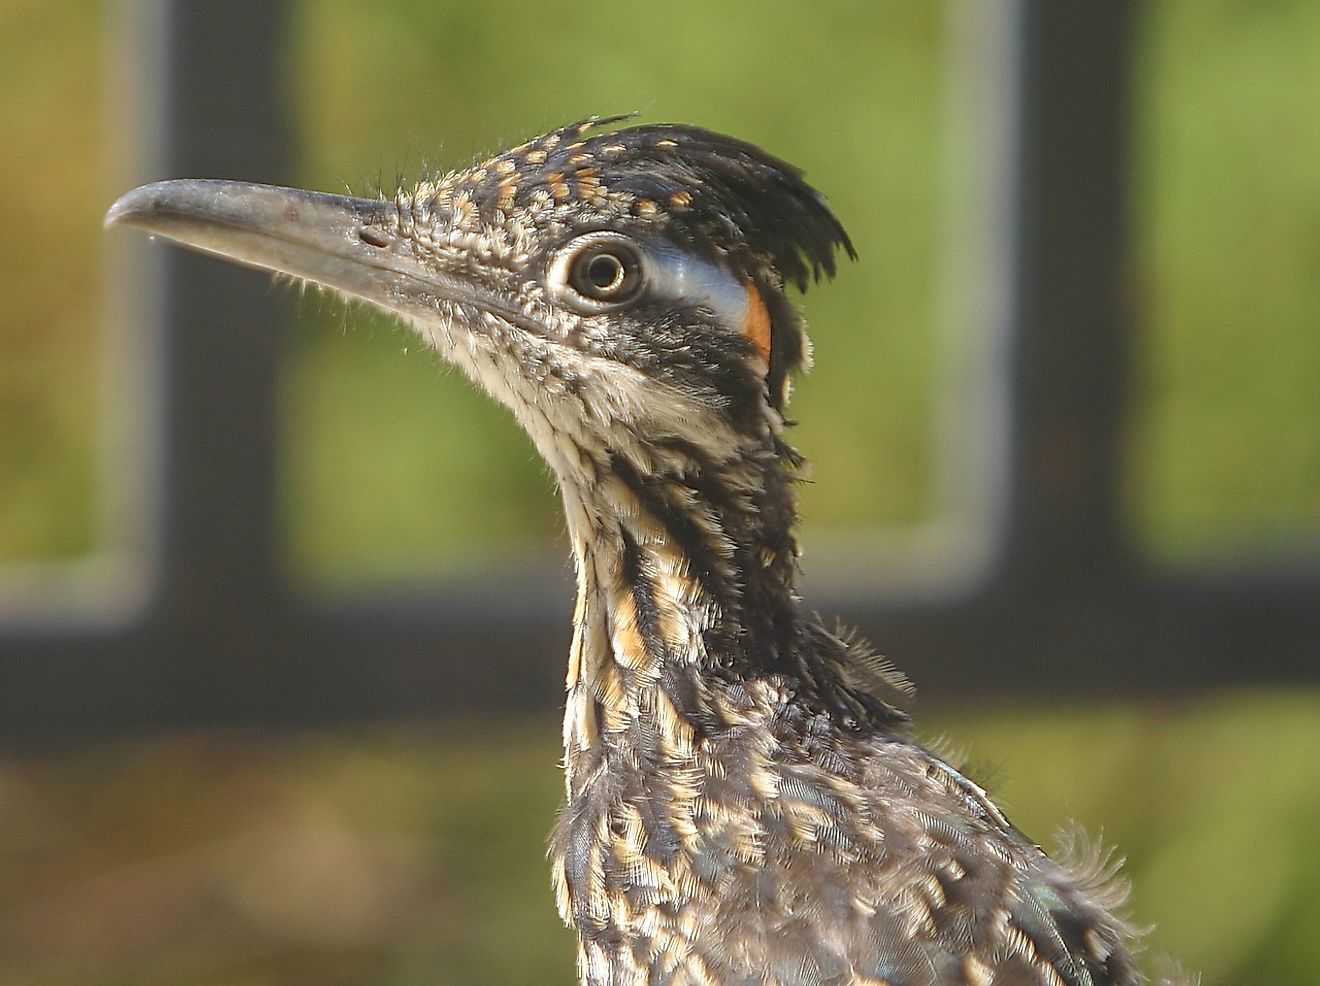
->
xmin=741 ymin=283 xmax=772 ymax=369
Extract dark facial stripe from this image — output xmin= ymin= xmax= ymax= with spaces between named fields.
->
xmin=610 ymin=453 xmax=734 ymax=608
xmin=618 ymin=525 xmax=672 ymax=669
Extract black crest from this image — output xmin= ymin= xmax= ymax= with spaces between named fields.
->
xmin=483 ymin=116 xmax=855 ymax=291
xmin=467 ymin=117 xmax=856 ymax=407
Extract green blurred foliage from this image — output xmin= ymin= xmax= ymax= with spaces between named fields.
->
xmin=1130 ymin=0 xmax=1320 ymax=559
xmin=0 ymin=722 xmax=574 ymax=985
xmin=0 ymin=1 xmax=1318 ymax=985
xmin=1 ymin=696 xmax=1317 ymax=985
xmin=0 ymin=0 xmax=104 ymax=559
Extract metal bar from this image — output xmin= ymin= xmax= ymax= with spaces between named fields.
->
xmin=835 ymin=0 xmax=1144 ymax=696
xmin=150 ymin=0 xmax=292 ymax=617
xmin=1001 ymin=0 xmax=1138 ymax=590
xmin=118 ymin=0 xmax=301 ymax=731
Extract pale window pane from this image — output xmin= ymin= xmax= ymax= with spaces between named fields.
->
xmin=1130 ymin=0 xmax=1320 ymax=561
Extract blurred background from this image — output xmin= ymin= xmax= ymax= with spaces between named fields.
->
xmin=1 ymin=1 xmax=1318 ymax=984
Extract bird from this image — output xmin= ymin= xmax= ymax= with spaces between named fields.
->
xmin=107 ymin=117 xmax=1182 ymax=986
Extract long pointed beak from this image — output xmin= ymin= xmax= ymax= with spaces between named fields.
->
xmin=105 ymin=180 xmax=416 ymax=305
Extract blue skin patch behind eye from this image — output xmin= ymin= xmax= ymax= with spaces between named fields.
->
xmin=645 ymin=239 xmax=749 ymax=329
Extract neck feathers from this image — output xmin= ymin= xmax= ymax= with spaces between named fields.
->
xmin=559 ymin=430 xmax=803 ymax=791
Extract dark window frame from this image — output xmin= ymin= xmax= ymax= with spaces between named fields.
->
xmin=2 ymin=1 xmax=1315 ymax=746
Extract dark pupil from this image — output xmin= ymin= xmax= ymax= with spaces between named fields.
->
xmin=586 ymin=253 xmax=623 ymax=292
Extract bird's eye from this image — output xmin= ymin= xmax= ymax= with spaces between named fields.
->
xmin=578 ymin=251 xmax=628 ymax=295
xmin=569 ymin=243 xmax=642 ymax=303
xmin=551 ymin=233 xmax=646 ymax=309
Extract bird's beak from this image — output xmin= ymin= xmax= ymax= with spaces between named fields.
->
xmin=105 ymin=179 xmax=495 ymax=325
xmin=106 ymin=180 xmax=409 ymax=298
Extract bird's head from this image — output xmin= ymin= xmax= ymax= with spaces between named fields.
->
xmin=107 ymin=118 xmax=853 ymax=491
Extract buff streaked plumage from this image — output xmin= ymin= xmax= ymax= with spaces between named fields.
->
xmin=106 ymin=117 xmax=1189 ymax=986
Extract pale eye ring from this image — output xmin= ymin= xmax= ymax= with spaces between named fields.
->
xmin=551 ymin=232 xmax=646 ymax=308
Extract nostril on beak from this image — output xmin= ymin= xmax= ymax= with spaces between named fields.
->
xmin=358 ymin=227 xmax=391 ymax=248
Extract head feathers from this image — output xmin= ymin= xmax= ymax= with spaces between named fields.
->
xmin=436 ymin=117 xmax=854 ymax=410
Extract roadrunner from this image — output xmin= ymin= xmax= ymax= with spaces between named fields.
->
xmin=108 ymin=118 xmax=1178 ymax=986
